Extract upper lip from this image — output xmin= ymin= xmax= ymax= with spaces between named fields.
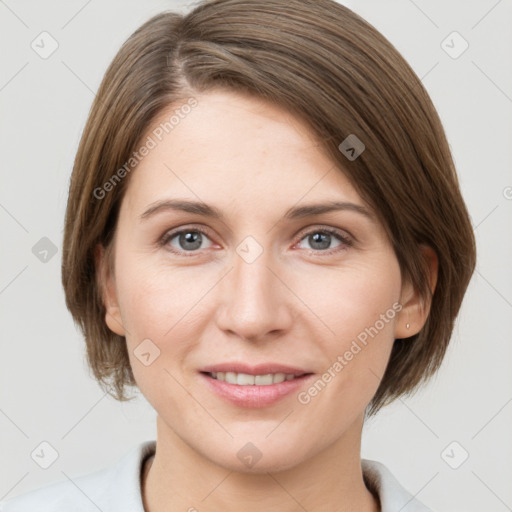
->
xmin=200 ymin=362 xmax=312 ymax=376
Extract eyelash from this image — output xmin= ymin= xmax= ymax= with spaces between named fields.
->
xmin=158 ymin=225 xmax=353 ymax=257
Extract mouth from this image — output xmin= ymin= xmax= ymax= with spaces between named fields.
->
xmin=202 ymin=371 xmax=311 ymax=385
xmin=198 ymin=368 xmax=315 ymax=408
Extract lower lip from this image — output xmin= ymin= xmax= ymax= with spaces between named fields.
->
xmin=199 ymin=372 xmax=314 ymax=408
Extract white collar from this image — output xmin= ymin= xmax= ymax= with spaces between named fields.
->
xmin=361 ymin=458 xmax=434 ymax=511
xmin=0 ymin=440 xmax=433 ymax=511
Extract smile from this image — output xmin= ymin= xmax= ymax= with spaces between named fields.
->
xmin=200 ymin=371 xmax=315 ymax=408
xmin=208 ymin=371 xmax=301 ymax=385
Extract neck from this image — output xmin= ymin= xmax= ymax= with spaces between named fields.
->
xmin=142 ymin=415 xmax=380 ymax=512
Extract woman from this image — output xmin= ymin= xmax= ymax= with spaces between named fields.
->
xmin=1 ymin=0 xmax=476 ymax=511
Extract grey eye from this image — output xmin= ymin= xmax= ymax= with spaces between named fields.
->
xmin=166 ymin=230 xmax=213 ymax=252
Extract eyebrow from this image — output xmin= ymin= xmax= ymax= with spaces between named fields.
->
xmin=139 ymin=199 xmax=376 ymax=223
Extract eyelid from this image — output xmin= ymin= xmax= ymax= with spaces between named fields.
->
xmin=294 ymin=224 xmax=355 ymax=244
xmin=293 ymin=226 xmax=354 ymax=256
xmin=158 ymin=224 xmax=215 ymax=254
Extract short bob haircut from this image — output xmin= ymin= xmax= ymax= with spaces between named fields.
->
xmin=61 ymin=0 xmax=476 ymax=417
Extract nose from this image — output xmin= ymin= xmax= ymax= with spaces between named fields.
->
xmin=214 ymin=247 xmax=295 ymax=342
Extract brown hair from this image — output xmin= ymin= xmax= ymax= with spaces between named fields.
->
xmin=61 ymin=0 xmax=476 ymax=417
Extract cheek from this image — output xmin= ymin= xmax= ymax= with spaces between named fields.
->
xmin=115 ymin=258 xmax=215 ymax=390
xmin=116 ymin=256 xmax=205 ymax=335
xmin=301 ymin=258 xmax=401 ymax=398
xmin=297 ymin=257 xmax=401 ymax=343
xmin=116 ymin=263 xmax=197 ymax=400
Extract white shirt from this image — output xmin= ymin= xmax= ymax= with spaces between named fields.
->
xmin=0 ymin=440 xmax=434 ymax=511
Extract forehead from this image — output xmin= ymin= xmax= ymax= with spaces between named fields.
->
xmin=121 ymin=89 xmax=364 ymax=217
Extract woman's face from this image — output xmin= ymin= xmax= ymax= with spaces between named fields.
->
xmin=100 ymin=89 xmax=415 ymax=472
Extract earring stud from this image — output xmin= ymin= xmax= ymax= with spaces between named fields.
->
xmin=406 ymin=323 xmax=410 ymax=329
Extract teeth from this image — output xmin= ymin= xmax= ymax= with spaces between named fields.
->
xmin=210 ymin=371 xmax=299 ymax=385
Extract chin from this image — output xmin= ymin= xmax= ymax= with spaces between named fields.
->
xmin=203 ymin=437 xmax=310 ymax=475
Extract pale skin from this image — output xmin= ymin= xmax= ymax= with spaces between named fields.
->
xmin=96 ymin=89 xmax=438 ymax=512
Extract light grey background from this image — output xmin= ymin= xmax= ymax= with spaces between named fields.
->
xmin=1 ymin=1 xmax=511 ymax=511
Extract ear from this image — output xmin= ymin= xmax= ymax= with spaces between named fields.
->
xmin=94 ymin=243 xmax=126 ymax=337
xmin=395 ymin=245 xmax=438 ymax=339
